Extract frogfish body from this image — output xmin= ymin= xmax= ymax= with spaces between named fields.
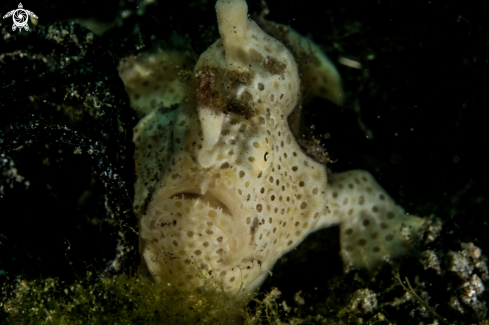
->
xmin=131 ymin=0 xmax=426 ymax=296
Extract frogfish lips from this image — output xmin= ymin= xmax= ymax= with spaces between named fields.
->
xmin=168 ymin=190 xmax=234 ymax=219
xmin=138 ymin=179 xmax=254 ymax=290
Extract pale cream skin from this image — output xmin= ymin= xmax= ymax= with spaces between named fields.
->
xmin=131 ymin=0 xmax=426 ymax=296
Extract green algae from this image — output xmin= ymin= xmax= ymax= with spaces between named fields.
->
xmin=0 ymin=269 xmax=394 ymax=325
xmin=1 ymin=273 xmax=241 ymax=325
xmin=1 ymin=272 xmax=327 ymax=325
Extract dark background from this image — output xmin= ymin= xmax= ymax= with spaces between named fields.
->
xmin=1 ymin=0 xmax=488 ymax=323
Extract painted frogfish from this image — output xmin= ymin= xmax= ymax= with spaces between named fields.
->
xmin=126 ymin=0 xmax=428 ymax=296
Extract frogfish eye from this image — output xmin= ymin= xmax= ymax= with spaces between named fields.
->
xmin=264 ymin=152 xmax=269 ymax=161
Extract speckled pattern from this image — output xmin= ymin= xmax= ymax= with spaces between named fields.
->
xmin=132 ymin=0 xmax=427 ymax=296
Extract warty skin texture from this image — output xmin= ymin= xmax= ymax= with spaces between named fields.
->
xmin=132 ymin=0 xmax=427 ymax=296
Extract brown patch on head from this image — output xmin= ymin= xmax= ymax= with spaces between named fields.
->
xmin=264 ymin=56 xmax=286 ymax=76
xmin=194 ymin=68 xmax=256 ymax=119
xmin=195 ymin=69 xmax=218 ymax=108
xmin=224 ymin=101 xmax=255 ymax=119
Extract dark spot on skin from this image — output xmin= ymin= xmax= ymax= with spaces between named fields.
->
xmin=250 ymin=217 xmax=259 ymax=239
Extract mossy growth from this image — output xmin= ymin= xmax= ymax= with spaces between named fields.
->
xmin=0 ymin=271 xmax=325 ymax=325
xmin=1 ymin=272 xmax=244 ymax=325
